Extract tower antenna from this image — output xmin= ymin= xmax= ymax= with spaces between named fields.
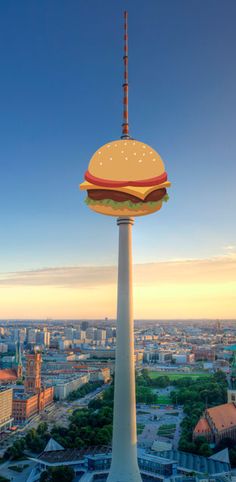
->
xmin=121 ymin=11 xmax=130 ymax=139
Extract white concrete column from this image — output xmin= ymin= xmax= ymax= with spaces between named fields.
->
xmin=107 ymin=217 xmax=142 ymax=482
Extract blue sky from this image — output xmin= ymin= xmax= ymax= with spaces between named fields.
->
xmin=0 ymin=0 xmax=235 ymax=274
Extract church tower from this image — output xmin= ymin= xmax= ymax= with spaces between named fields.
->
xmin=14 ymin=333 xmax=23 ymax=380
xmin=17 ymin=340 xmax=23 ymax=379
xmin=227 ymin=349 xmax=236 ymax=404
xmin=24 ymin=351 xmax=42 ymax=394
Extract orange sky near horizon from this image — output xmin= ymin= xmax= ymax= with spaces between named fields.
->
xmin=0 ymin=252 xmax=235 ymax=319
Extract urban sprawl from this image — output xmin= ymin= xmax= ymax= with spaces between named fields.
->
xmin=0 ymin=319 xmax=236 ymax=482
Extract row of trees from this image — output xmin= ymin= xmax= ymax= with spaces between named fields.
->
xmin=66 ymin=381 xmax=103 ymax=401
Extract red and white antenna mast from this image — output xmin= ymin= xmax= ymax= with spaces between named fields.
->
xmin=121 ymin=11 xmax=130 ymax=139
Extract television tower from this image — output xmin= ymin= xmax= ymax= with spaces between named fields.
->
xmin=107 ymin=13 xmax=141 ymax=482
xmin=80 ymin=11 xmax=170 ymax=482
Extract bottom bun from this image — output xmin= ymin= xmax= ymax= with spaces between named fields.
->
xmin=87 ymin=201 xmax=163 ymax=217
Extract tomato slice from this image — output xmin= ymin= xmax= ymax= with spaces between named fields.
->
xmin=84 ymin=171 xmax=167 ymax=187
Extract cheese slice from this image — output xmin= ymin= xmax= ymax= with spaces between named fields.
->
xmin=79 ymin=180 xmax=171 ymax=201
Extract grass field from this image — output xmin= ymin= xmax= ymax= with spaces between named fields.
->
xmin=149 ymin=371 xmax=211 ymax=381
xmin=157 ymin=423 xmax=176 ymax=438
xmin=157 ymin=395 xmax=172 ymax=404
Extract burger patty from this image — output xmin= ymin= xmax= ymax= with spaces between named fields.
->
xmin=87 ymin=188 xmax=166 ymax=204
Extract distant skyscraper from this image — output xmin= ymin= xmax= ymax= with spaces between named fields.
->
xmin=26 ymin=328 xmax=36 ymax=345
xmin=81 ymin=321 xmax=89 ymax=331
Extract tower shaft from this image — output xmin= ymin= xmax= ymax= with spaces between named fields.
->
xmin=107 ymin=217 xmax=142 ymax=482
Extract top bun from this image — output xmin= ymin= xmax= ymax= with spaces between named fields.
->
xmin=87 ymin=139 xmax=165 ymax=182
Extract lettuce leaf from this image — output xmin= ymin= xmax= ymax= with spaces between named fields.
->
xmin=85 ymin=193 xmax=169 ymax=210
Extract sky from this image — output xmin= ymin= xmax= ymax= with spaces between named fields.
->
xmin=0 ymin=0 xmax=235 ymax=319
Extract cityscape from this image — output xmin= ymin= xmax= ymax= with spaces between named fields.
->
xmin=0 ymin=1 xmax=236 ymax=482
xmin=1 ymin=319 xmax=236 ymax=481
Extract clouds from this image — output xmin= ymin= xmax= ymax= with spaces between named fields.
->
xmin=0 ymin=266 xmax=116 ymax=288
xmin=0 ymin=253 xmax=235 ymax=318
xmin=0 ymin=252 xmax=235 ymax=288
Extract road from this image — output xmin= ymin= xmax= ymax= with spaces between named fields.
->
xmin=0 ymin=384 xmax=109 ymax=454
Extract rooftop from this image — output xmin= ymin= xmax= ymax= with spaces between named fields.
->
xmin=194 ymin=417 xmax=211 ymax=434
xmin=0 ymin=368 xmax=17 ymax=381
xmin=206 ymin=402 xmax=236 ymax=431
xmin=155 ymin=450 xmax=231 ymax=475
xmin=37 ymin=446 xmax=112 ymax=465
xmin=0 ymin=385 xmax=13 ymax=393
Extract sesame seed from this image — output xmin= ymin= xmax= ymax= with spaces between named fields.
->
xmin=138 ymin=159 xmax=142 ymax=163
xmin=99 ymin=162 xmax=103 ymax=166
xmin=109 ymin=157 xmax=112 ymax=160
xmin=125 ymin=157 xmax=128 ymax=160
xmin=133 ymin=153 xmax=137 ymax=156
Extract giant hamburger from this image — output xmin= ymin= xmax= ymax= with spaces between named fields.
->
xmin=80 ymin=138 xmax=170 ymax=217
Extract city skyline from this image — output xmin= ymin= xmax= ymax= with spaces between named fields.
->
xmin=0 ymin=0 xmax=235 ymax=318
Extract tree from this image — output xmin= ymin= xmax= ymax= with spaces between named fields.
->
xmin=199 ymin=443 xmax=212 ymax=457
xmin=37 ymin=422 xmax=48 ymax=435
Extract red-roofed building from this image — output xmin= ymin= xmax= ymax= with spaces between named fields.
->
xmin=0 ymin=368 xmax=18 ymax=384
xmin=12 ymin=352 xmax=54 ymax=423
xmin=193 ymin=417 xmax=212 ymax=442
xmin=193 ymin=400 xmax=236 ymax=444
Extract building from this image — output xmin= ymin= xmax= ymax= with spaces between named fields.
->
xmin=81 ymin=321 xmax=89 ymax=331
xmin=26 ymin=328 xmax=37 ymax=345
xmin=24 ymin=352 xmax=41 ymax=393
xmin=0 ymin=338 xmax=23 ymax=384
xmin=192 ymin=346 xmax=216 ymax=362
xmin=13 ymin=387 xmax=54 ymax=422
xmin=193 ymin=402 xmax=236 ymax=444
xmin=36 ymin=329 xmax=50 ymax=347
xmin=86 ymin=327 xmax=97 ymax=340
xmin=12 ymin=351 xmax=54 ymax=423
xmin=89 ymin=367 xmax=111 ymax=383
xmin=28 ymin=442 xmax=231 ymax=482
xmin=53 ymin=373 xmax=89 ymax=400
xmin=96 ymin=329 xmax=106 ymax=342
xmin=0 ymin=387 xmax=13 ymax=432
xmin=193 ymin=361 xmax=236 ymax=444
xmin=0 ymin=343 xmax=8 ymax=353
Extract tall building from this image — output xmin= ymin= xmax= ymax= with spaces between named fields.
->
xmin=0 ymin=387 xmax=13 ymax=432
xmin=13 ymin=350 xmax=54 ymax=423
xmin=24 ymin=352 xmax=42 ymax=393
xmin=96 ymin=329 xmax=106 ymax=342
xmin=81 ymin=321 xmax=89 ymax=331
xmin=86 ymin=327 xmax=97 ymax=340
xmin=79 ymin=11 xmax=170 ymax=482
xmin=26 ymin=328 xmax=36 ymax=345
xmin=36 ymin=329 xmax=50 ymax=347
